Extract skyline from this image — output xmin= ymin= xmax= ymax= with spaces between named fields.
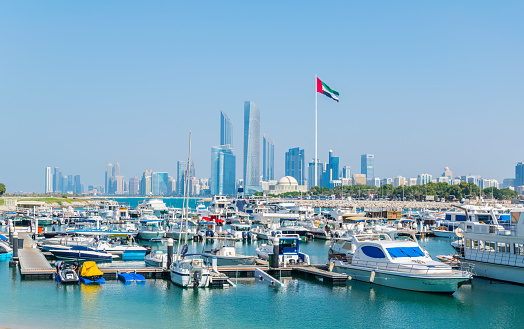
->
xmin=1 ymin=1 xmax=523 ymax=192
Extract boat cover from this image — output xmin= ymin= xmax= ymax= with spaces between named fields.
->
xmin=81 ymin=261 xmax=104 ymax=277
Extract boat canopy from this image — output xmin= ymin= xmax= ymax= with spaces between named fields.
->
xmin=387 ymin=247 xmax=425 ymax=258
xmin=361 ymin=246 xmax=386 ymax=258
xmin=0 ymin=234 xmax=7 ymax=241
xmin=81 ymin=261 xmax=104 ymax=277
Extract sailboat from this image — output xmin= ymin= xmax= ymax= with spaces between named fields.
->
xmin=169 ymin=132 xmax=211 ymax=288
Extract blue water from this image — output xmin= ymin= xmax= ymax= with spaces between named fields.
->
xmin=1 ymin=237 xmax=524 ymax=328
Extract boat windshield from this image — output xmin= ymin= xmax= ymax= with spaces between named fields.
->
xmin=386 ymin=247 xmax=425 ymax=258
xmin=279 ymin=239 xmax=298 ymax=254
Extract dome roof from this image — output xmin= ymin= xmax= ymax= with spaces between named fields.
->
xmin=278 ymin=176 xmax=298 ymax=186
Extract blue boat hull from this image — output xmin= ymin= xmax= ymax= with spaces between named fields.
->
xmin=80 ymin=277 xmax=106 ymax=284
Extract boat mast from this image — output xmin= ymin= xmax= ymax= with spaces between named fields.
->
xmin=183 ymin=132 xmax=192 ymax=245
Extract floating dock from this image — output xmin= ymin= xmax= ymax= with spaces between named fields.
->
xmin=17 ymin=233 xmax=55 ymax=279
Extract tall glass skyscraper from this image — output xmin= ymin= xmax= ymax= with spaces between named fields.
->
xmin=361 ymin=154 xmax=375 ymax=182
xmin=262 ymin=134 xmax=274 ymax=181
xmin=152 ymin=172 xmax=168 ymax=195
xmin=243 ymin=101 xmax=260 ymax=194
xmin=211 ymin=145 xmax=236 ymax=195
xmin=329 ymin=150 xmax=339 ymax=181
xmin=285 ymin=147 xmax=305 ymax=185
xmin=516 ymin=162 xmax=524 ymax=187
xmin=220 ymin=110 xmax=233 ymax=146
xmin=45 ymin=167 xmax=52 ymax=193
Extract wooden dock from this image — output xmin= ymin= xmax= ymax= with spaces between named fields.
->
xmin=17 ymin=233 xmax=55 ymax=279
xmin=292 ymin=265 xmax=348 ymax=285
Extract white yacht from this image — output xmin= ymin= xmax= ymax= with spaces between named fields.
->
xmin=256 ymin=234 xmax=310 ymax=266
xmin=170 ymin=247 xmax=211 ymax=288
xmin=201 ymin=245 xmax=256 ymax=266
xmin=458 ymin=208 xmax=524 ymax=284
xmin=137 ymin=217 xmax=165 ymax=241
xmin=227 ymin=223 xmax=252 ymax=240
xmin=166 ymin=221 xmax=197 ymax=240
xmin=138 ymin=198 xmax=168 ymax=216
xmin=330 ymin=232 xmax=472 ymax=294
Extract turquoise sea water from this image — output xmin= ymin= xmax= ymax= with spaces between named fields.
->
xmin=2 ymin=237 xmax=524 ymax=328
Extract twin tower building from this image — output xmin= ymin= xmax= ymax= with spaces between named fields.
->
xmin=211 ymin=101 xmax=272 ymax=196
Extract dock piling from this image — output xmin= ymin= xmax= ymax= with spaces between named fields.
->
xmin=272 ymin=239 xmax=279 ymax=268
xmin=167 ymin=238 xmax=173 ymax=269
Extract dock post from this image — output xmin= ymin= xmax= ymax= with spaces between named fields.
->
xmin=8 ymin=223 xmax=13 ymax=245
xmin=167 ymin=238 xmax=173 ymax=269
xmin=12 ymin=232 xmax=18 ymax=259
xmin=272 ymin=238 xmax=280 ymax=268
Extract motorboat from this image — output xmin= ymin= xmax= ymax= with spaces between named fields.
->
xmin=138 ymin=198 xmax=168 ymax=216
xmin=169 ymin=246 xmax=211 ymax=288
xmin=166 ymin=221 xmax=197 ymax=240
xmin=201 ymin=245 xmax=256 ymax=266
xmin=256 ymin=234 xmax=310 ymax=266
xmin=40 ymin=235 xmax=95 ymax=248
xmin=227 ymin=223 xmax=252 ymax=240
xmin=457 ymin=208 xmax=524 ymax=284
xmin=90 ymin=239 xmax=147 ymax=260
xmin=330 ymin=232 xmax=472 ymax=294
xmin=145 ymin=250 xmax=168 ymax=268
xmin=137 ymin=217 xmax=166 ymax=241
xmin=48 ymin=245 xmax=116 ymax=261
xmin=278 ymin=219 xmax=310 ymax=240
xmin=0 ymin=235 xmax=13 ymax=260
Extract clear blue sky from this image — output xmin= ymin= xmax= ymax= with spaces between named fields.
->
xmin=1 ymin=1 xmax=523 ymax=192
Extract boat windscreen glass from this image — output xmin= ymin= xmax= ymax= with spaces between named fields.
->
xmin=387 ymin=247 xmax=425 ymax=258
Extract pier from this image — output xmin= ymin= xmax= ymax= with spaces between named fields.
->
xmin=17 ymin=233 xmax=55 ymax=279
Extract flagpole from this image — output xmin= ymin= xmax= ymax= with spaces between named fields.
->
xmin=315 ymin=74 xmax=318 ymax=187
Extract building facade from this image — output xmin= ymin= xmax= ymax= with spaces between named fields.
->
xmin=262 ymin=134 xmax=274 ymax=181
xmin=243 ymin=101 xmax=261 ymax=194
xmin=361 ymin=154 xmax=375 ymax=183
xmin=220 ymin=110 xmax=233 ymax=146
xmin=45 ymin=167 xmax=52 ymax=193
xmin=211 ymin=145 xmax=236 ymax=195
xmin=285 ymin=147 xmax=305 ymax=186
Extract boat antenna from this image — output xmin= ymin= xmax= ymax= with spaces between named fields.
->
xmin=183 ymin=132 xmax=192 ymax=245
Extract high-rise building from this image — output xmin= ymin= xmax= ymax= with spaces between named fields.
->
xmin=516 ymin=162 xmax=524 ymax=188
xmin=152 ymin=172 xmax=169 ymax=195
xmin=361 ymin=154 xmax=374 ymax=184
xmin=177 ymin=161 xmax=187 ymax=195
xmin=285 ymin=147 xmax=305 ymax=186
xmin=262 ymin=134 xmax=274 ymax=181
xmin=442 ymin=167 xmax=453 ymax=179
xmin=417 ymin=174 xmax=432 ymax=185
xmin=220 ymin=110 xmax=233 ymax=146
xmin=129 ymin=177 xmax=140 ymax=195
xmin=211 ymin=145 xmax=236 ymax=195
xmin=113 ymin=176 xmax=125 ymax=195
xmin=328 ymin=150 xmax=339 ymax=182
xmin=243 ymin=101 xmax=261 ymax=194
xmin=67 ymin=175 xmax=74 ymax=192
xmin=352 ymin=174 xmax=367 ymax=186
xmin=105 ymin=163 xmax=113 ymax=195
xmin=113 ymin=162 xmax=120 ymax=176
xmin=308 ymin=159 xmax=323 ymax=189
xmin=45 ymin=167 xmax=52 ymax=193
xmin=74 ymin=175 xmax=82 ymax=194
xmin=53 ymin=167 xmax=61 ymax=194
xmin=342 ymin=166 xmax=351 ymax=179
xmin=140 ymin=169 xmax=152 ymax=195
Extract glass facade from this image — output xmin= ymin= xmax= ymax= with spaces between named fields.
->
xmin=176 ymin=161 xmax=186 ymax=195
xmin=263 ymin=134 xmax=274 ymax=181
xmin=243 ymin=101 xmax=260 ymax=194
xmin=152 ymin=172 xmax=168 ymax=195
xmin=361 ymin=154 xmax=375 ymax=180
xmin=211 ymin=145 xmax=236 ymax=195
xmin=516 ymin=162 xmax=524 ymax=188
xmin=285 ymin=147 xmax=305 ymax=185
xmin=220 ymin=110 xmax=233 ymax=146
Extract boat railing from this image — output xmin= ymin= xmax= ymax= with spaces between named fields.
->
xmin=352 ymin=260 xmax=471 ymax=275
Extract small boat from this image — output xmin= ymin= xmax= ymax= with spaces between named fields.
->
xmin=145 ymin=250 xmax=168 ymax=268
xmin=55 ymin=264 xmax=79 ymax=284
xmin=256 ymin=234 xmax=310 ymax=266
xmin=91 ymin=240 xmax=147 ymax=260
xmin=0 ymin=235 xmax=13 ymax=260
xmin=48 ymin=245 xmax=116 ymax=261
xmin=118 ymin=272 xmax=146 ymax=283
xmin=79 ymin=261 xmax=105 ymax=284
xmin=165 ymin=221 xmax=197 ymax=240
xmin=201 ymin=245 xmax=256 ymax=266
xmin=137 ymin=217 xmax=166 ymax=241
xmin=170 ymin=250 xmax=211 ymax=288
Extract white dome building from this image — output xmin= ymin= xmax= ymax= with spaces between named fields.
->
xmin=272 ymin=176 xmax=307 ymax=195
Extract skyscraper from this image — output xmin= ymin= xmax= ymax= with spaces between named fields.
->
xmin=105 ymin=163 xmax=113 ymax=195
xmin=152 ymin=172 xmax=169 ymax=195
xmin=262 ymin=134 xmax=274 ymax=181
xmin=308 ymin=159 xmax=323 ymax=189
xmin=211 ymin=145 xmax=236 ymax=195
xmin=176 ymin=161 xmax=186 ymax=195
xmin=220 ymin=110 xmax=233 ymax=146
xmin=53 ymin=167 xmax=61 ymax=194
xmin=243 ymin=101 xmax=261 ymax=194
xmin=45 ymin=167 xmax=52 ymax=193
xmin=285 ymin=147 xmax=305 ymax=185
xmin=361 ymin=154 xmax=375 ymax=183
xmin=516 ymin=162 xmax=524 ymax=188
xmin=74 ymin=175 xmax=82 ymax=194
xmin=328 ymin=150 xmax=339 ymax=181
xmin=140 ymin=169 xmax=152 ymax=195
xmin=342 ymin=166 xmax=351 ymax=179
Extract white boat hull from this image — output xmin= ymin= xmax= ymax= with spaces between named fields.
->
xmin=461 ymin=259 xmax=524 ymax=285
xmin=170 ymin=269 xmax=210 ymax=288
xmin=433 ymin=230 xmax=457 ymax=238
xmin=165 ymin=231 xmax=195 ymax=240
xmin=333 ymin=264 xmax=469 ymax=294
xmin=138 ymin=231 xmax=165 ymax=240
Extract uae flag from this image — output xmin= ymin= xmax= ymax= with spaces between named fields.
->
xmin=316 ymin=77 xmax=339 ymax=102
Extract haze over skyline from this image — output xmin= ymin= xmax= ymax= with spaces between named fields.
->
xmin=1 ymin=1 xmax=523 ymax=192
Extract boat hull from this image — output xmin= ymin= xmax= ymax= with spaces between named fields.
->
xmin=433 ymin=230 xmax=457 ymax=238
xmin=461 ymin=259 xmax=524 ymax=285
xmin=170 ymin=269 xmax=210 ymax=288
xmin=138 ymin=232 xmax=165 ymax=241
xmin=202 ymin=254 xmax=256 ymax=266
xmin=333 ymin=265 xmax=469 ymax=294
xmin=165 ymin=232 xmax=195 ymax=240
xmin=49 ymin=249 xmax=114 ymax=261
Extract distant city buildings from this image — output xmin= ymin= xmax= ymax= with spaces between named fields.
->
xmin=262 ymin=134 xmax=274 ymax=181
xmin=45 ymin=167 xmax=52 ymax=193
xmin=417 ymin=174 xmax=432 ymax=185
xmin=308 ymin=159 xmax=323 ymax=189
xmin=285 ymin=147 xmax=305 ymax=186
xmin=243 ymin=101 xmax=261 ymax=195
xmin=352 ymin=174 xmax=366 ymax=186
xmin=220 ymin=110 xmax=233 ymax=146
xmin=211 ymin=145 xmax=236 ymax=195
